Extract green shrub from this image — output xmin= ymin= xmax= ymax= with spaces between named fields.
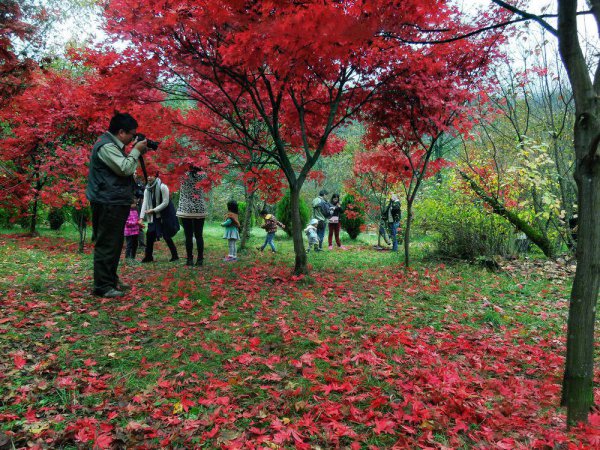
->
xmin=277 ymin=190 xmax=310 ymax=237
xmin=48 ymin=208 xmax=66 ymax=230
xmin=416 ymin=187 xmax=516 ymax=260
xmin=341 ymin=193 xmax=365 ymax=240
xmin=0 ymin=207 xmax=15 ymax=228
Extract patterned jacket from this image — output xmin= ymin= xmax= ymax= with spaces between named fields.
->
xmin=261 ymin=214 xmax=284 ymax=233
xmin=176 ymin=172 xmax=207 ymax=219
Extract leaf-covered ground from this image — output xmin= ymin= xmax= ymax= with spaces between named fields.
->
xmin=1 ymin=229 xmax=599 ymax=449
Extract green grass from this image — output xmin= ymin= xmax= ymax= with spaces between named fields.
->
xmin=0 ymin=223 xmax=592 ymax=449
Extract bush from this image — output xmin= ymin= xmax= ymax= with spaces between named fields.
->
xmin=341 ymin=193 xmax=365 ymax=240
xmin=48 ymin=208 xmax=66 ymax=230
xmin=416 ymin=187 xmax=516 ymax=260
xmin=277 ymin=190 xmax=310 ymax=237
xmin=0 ymin=207 xmax=16 ymax=228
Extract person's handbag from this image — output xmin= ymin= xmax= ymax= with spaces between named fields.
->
xmin=156 ymin=183 xmax=180 ymax=239
xmin=161 ymin=199 xmax=180 ymax=238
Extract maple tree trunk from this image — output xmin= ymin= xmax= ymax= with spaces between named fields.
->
xmin=560 ymin=117 xmax=600 ymax=427
xmin=403 ymin=201 xmax=413 ymax=267
xmin=290 ymin=185 xmax=308 ymax=275
xmin=239 ymin=190 xmax=255 ymax=250
xmin=29 ymin=194 xmax=39 ymax=236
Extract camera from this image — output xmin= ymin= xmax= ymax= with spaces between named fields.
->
xmin=135 ymin=133 xmax=160 ymax=151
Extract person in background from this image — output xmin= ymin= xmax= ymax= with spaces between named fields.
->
xmin=311 ymin=189 xmax=329 ymax=250
xmin=134 ymin=174 xmax=146 ymax=249
xmin=221 ymin=200 xmax=240 ymax=262
xmin=257 ymin=209 xmax=285 ymax=253
xmin=327 ymin=193 xmax=346 ymax=250
xmin=177 ymin=166 xmax=208 ymax=266
xmin=86 ymin=112 xmax=147 ymax=298
xmin=383 ymin=193 xmax=402 ymax=252
xmin=124 ymin=201 xmax=143 ymax=261
xmin=140 ymin=172 xmax=179 ymax=263
xmin=305 ymin=218 xmax=321 ymax=253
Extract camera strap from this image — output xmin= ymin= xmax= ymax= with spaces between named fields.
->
xmin=139 ymin=155 xmax=148 ymax=185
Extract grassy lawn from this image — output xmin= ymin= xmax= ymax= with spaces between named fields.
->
xmin=0 ymin=224 xmax=598 ymax=448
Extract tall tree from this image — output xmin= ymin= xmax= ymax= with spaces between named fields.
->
xmin=486 ymin=0 xmax=600 ymax=427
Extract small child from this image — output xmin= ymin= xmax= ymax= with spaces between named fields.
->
xmin=221 ymin=200 xmax=241 ymax=261
xmin=304 ymin=218 xmax=321 ymax=253
xmin=124 ymin=201 xmax=143 ymax=260
xmin=258 ymin=210 xmax=285 ymax=253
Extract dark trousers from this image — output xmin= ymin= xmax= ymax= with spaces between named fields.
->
xmin=181 ymin=218 xmax=205 ymax=262
xmin=125 ymin=235 xmax=139 ymax=259
xmin=91 ymin=202 xmax=129 ymax=294
xmin=317 ymin=222 xmax=326 ymax=248
xmin=145 ymin=225 xmax=178 ymax=260
xmin=328 ymin=222 xmax=341 ymax=247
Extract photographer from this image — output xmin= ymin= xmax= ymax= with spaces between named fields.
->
xmin=86 ymin=112 xmax=148 ymax=298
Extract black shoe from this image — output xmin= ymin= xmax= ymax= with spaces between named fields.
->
xmin=170 ymin=256 xmax=180 ymax=262
xmin=195 ymin=259 xmax=203 ymax=267
xmin=185 ymin=258 xmax=194 ymax=266
xmin=141 ymin=256 xmax=153 ymax=263
xmin=116 ymin=281 xmax=131 ymax=291
xmin=94 ymin=288 xmax=124 ymax=298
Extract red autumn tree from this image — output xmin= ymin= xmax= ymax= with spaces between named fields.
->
xmin=0 ymin=0 xmax=37 ymax=105
xmin=0 ymin=50 xmax=184 ymax=237
xmin=359 ymin=41 xmax=493 ymax=265
xmin=99 ymin=0 xmax=506 ymax=274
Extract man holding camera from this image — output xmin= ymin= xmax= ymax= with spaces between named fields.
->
xmin=86 ymin=112 xmax=148 ymax=298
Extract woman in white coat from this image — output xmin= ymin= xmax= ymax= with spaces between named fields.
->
xmin=140 ymin=173 xmax=179 ymax=262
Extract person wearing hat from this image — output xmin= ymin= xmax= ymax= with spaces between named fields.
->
xmin=312 ymin=189 xmax=331 ymax=250
xmin=140 ymin=170 xmax=179 ymax=263
xmin=86 ymin=112 xmax=148 ymax=298
xmin=304 ymin=218 xmax=321 ymax=252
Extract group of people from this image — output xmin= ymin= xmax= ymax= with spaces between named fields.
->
xmin=378 ymin=194 xmax=402 ymax=251
xmin=305 ymin=190 xmax=345 ymax=252
xmin=86 ymin=112 xmax=209 ymax=298
xmin=86 ymin=112 xmax=398 ymax=298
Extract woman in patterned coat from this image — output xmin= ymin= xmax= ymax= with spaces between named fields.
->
xmin=176 ymin=167 xmax=208 ymax=266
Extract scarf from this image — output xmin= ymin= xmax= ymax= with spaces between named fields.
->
xmin=146 ymin=178 xmax=162 ymax=209
xmin=225 ymin=212 xmax=241 ymax=228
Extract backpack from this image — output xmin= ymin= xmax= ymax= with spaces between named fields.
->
xmin=320 ymin=200 xmax=333 ymax=219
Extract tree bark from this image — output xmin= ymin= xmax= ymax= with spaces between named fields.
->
xmin=240 ymin=190 xmax=255 ymax=250
xmin=290 ymin=185 xmax=308 ymax=275
xmin=560 ymin=115 xmax=600 ymax=426
xmin=555 ymin=0 xmax=600 ymax=427
xmin=403 ymin=200 xmax=413 ymax=266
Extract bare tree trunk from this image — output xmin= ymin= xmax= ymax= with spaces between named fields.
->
xmin=403 ymin=201 xmax=413 ymax=267
xmin=560 ymin=117 xmax=600 ymax=426
xmin=240 ymin=190 xmax=255 ymax=250
xmin=554 ymin=0 xmax=600 ymax=426
xmin=29 ymin=184 xmax=40 ymax=236
xmin=290 ymin=185 xmax=308 ymax=275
